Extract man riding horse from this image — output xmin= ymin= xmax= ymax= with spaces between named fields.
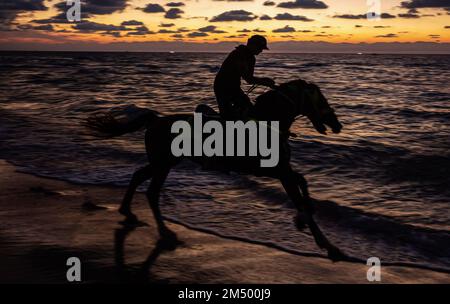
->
xmin=214 ymin=35 xmax=275 ymax=120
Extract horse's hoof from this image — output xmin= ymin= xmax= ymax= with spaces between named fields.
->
xmin=118 ymin=205 xmax=132 ymax=216
xmin=327 ymin=246 xmax=346 ymax=262
xmin=159 ymin=229 xmax=181 ymax=250
xmin=294 ymin=213 xmax=307 ymax=230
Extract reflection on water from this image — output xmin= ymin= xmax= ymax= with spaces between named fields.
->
xmin=0 ymin=52 xmax=449 ymax=271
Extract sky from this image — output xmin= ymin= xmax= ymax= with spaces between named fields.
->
xmin=0 ymin=0 xmax=449 ymax=52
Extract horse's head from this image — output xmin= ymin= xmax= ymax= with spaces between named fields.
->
xmin=280 ymin=80 xmax=343 ymax=135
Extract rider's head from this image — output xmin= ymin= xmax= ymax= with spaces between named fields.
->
xmin=247 ymin=35 xmax=269 ymax=55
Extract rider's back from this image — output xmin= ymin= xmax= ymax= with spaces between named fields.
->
xmin=214 ymin=45 xmax=255 ymax=96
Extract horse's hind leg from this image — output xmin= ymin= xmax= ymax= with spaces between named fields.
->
xmin=146 ymin=166 xmax=177 ymax=242
xmin=293 ymin=171 xmax=314 ymax=214
xmin=119 ymin=165 xmax=153 ymax=222
xmin=281 ymin=174 xmax=345 ymax=261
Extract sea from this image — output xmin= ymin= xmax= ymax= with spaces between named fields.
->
xmin=0 ymin=51 xmax=449 ymax=272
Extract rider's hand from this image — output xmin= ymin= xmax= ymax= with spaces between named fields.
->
xmin=260 ymin=78 xmax=276 ymax=88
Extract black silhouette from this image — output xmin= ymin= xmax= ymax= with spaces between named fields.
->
xmin=214 ymin=35 xmax=275 ymax=120
xmin=114 ymin=225 xmax=180 ymax=283
xmin=87 ymin=79 xmax=344 ymax=261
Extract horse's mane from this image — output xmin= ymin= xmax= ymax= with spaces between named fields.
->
xmin=255 ymin=78 xmax=309 ymax=106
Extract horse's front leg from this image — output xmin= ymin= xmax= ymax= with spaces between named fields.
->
xmin=292 ymin=171 xmax=315 ymax=214
xmin=119 ymin=165 xmax=153 ymax=223
xmin=281 ymin=173 xmax=346 ymax=261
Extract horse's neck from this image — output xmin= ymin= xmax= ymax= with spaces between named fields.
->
xmin=251 ymin=90 xmax=295 ymax=133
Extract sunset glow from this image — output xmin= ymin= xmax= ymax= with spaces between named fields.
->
xmin=1 ymin=0 xmax=449 ymax=51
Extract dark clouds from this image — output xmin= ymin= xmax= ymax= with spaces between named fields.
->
xmin=198 ymin=25 xmax=227 ymax=33
xmin=277 ymin=0 xmax=328 ymax=9
xmin=274 ymin=13 xmax=314 ymax=21
xmin=401 ymin=0 xmax=450 ymax=9
xmin=55 ymin=0 xmax=128 ymax=16
xmin=263 ymin=1 xmax=276 ymax=6
xmin=126 ymin=26 xmax=153 ymax=36
xmin=210 ymin=10 xmax=257 ymax=22
xmin=333 ymin=13 xmax=396 ymax=19
xmin=165 ymin=8 xmax=184 ymax=19
xmin=376 ymin=33 xmax=398 ymax=38
xmin=121 ymin=20 xmax=144 ymax=26
xmin=142 ymin=3 xmax=165 ymax=13
xmin=273 ymin=25 xmax=296 ymax=33
xmin=73 ymin=21 xmax=128 ymax=32
xmin=259 ymin=14 xmax=272 ymax=20
xmin=31 ymin=0 xmax=129 ymax=26
xmin=166 ymin=2 xmax=185 ymax=7
xmin=187 ymin=31 xmax=208 ymax=38
xmin=0 ymin=0 xmax=47 ymax=26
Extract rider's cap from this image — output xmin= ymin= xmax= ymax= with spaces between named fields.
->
xmin=247 ymin=35 xmax=269 ymax=50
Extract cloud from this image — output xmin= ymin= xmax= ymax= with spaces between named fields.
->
xmin=32 ymin=12 xmax=73 ymax=24
xmin=445 ymin=25 xmax=450 ymax=28
xmin=0 ymin=0 xmax=47 ymax=26
xmin=259 ymin=14 xmax=272 ymax=20
xmin=376 ymin=33 xmax=398 ymax=38
xmin=277 ymin=0 xmax=328 ymax=9
xmin=56 ymin=0 xmax=128 ymax=16
xmin=158 ymin=29 xmax=177 ymax=33
xmin=398 ymin=13 xmax=420 ymax=18
xmin=121 ymin=20 xmax=144 ymax=26
xmin=400 ymin=0 xmax=450 ymax=9
xmin=333 ymin=13 xmax=396 ymax=19
xmin=273 ymin=25 xmax=296 ymax=33
xmin=126 ymin=26 xmax=153 ymax=36
xmin=263 ymin=1 xmax=276 ymax=6
xmin=198 ymin=25 xmax=227 ymax=33
xmin=210 ymin=10 xmax=257 ymax=22
xmin=159 ymin=23 xmax=175 ymax=27
xmin=166 ymin=2 xmax=185 ymax=7
xmin=32 ymin=0 xmax=129 ymax=26
xmin=33 ymin=24 xmax=54 ymax=31
xmin=142 ymin=3 xmax=165 ymax=13
xmin=165 ymin=8 xmax=184 ymax=19
xmin=274 ymin=13 xmax=314 ymax=21
xmin=187 ymin=31 xmax=208 ymax=38
xmin=73 ymin=21 xmax=127 ymax=32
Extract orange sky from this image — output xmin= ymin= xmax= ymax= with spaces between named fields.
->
xmin=1 ymin=0 xmax=449 ymax=50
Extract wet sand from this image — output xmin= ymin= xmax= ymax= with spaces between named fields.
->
xmin=0 ymin=160 xmax=448 ymax=284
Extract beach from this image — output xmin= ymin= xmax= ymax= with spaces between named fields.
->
xmin=0 ymin=160 xmax=448 ymax=284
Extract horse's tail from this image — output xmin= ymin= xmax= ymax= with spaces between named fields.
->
xmin=86 ymin=105 xmax=160 ymax=138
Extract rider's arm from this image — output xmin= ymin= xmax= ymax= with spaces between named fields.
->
xmin=241 ymin=59 xmax=275 ymax=87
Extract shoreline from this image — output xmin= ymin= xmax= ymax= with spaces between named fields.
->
xmin=0 ymin=159 xmax=449 ymax=283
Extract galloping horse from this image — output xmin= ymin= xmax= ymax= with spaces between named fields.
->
xmin=87 ymin=79 xmax=345 ymax=260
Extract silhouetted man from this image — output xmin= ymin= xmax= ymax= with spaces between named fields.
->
xmin=214 ymin=35 xmax=275 ymax=120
